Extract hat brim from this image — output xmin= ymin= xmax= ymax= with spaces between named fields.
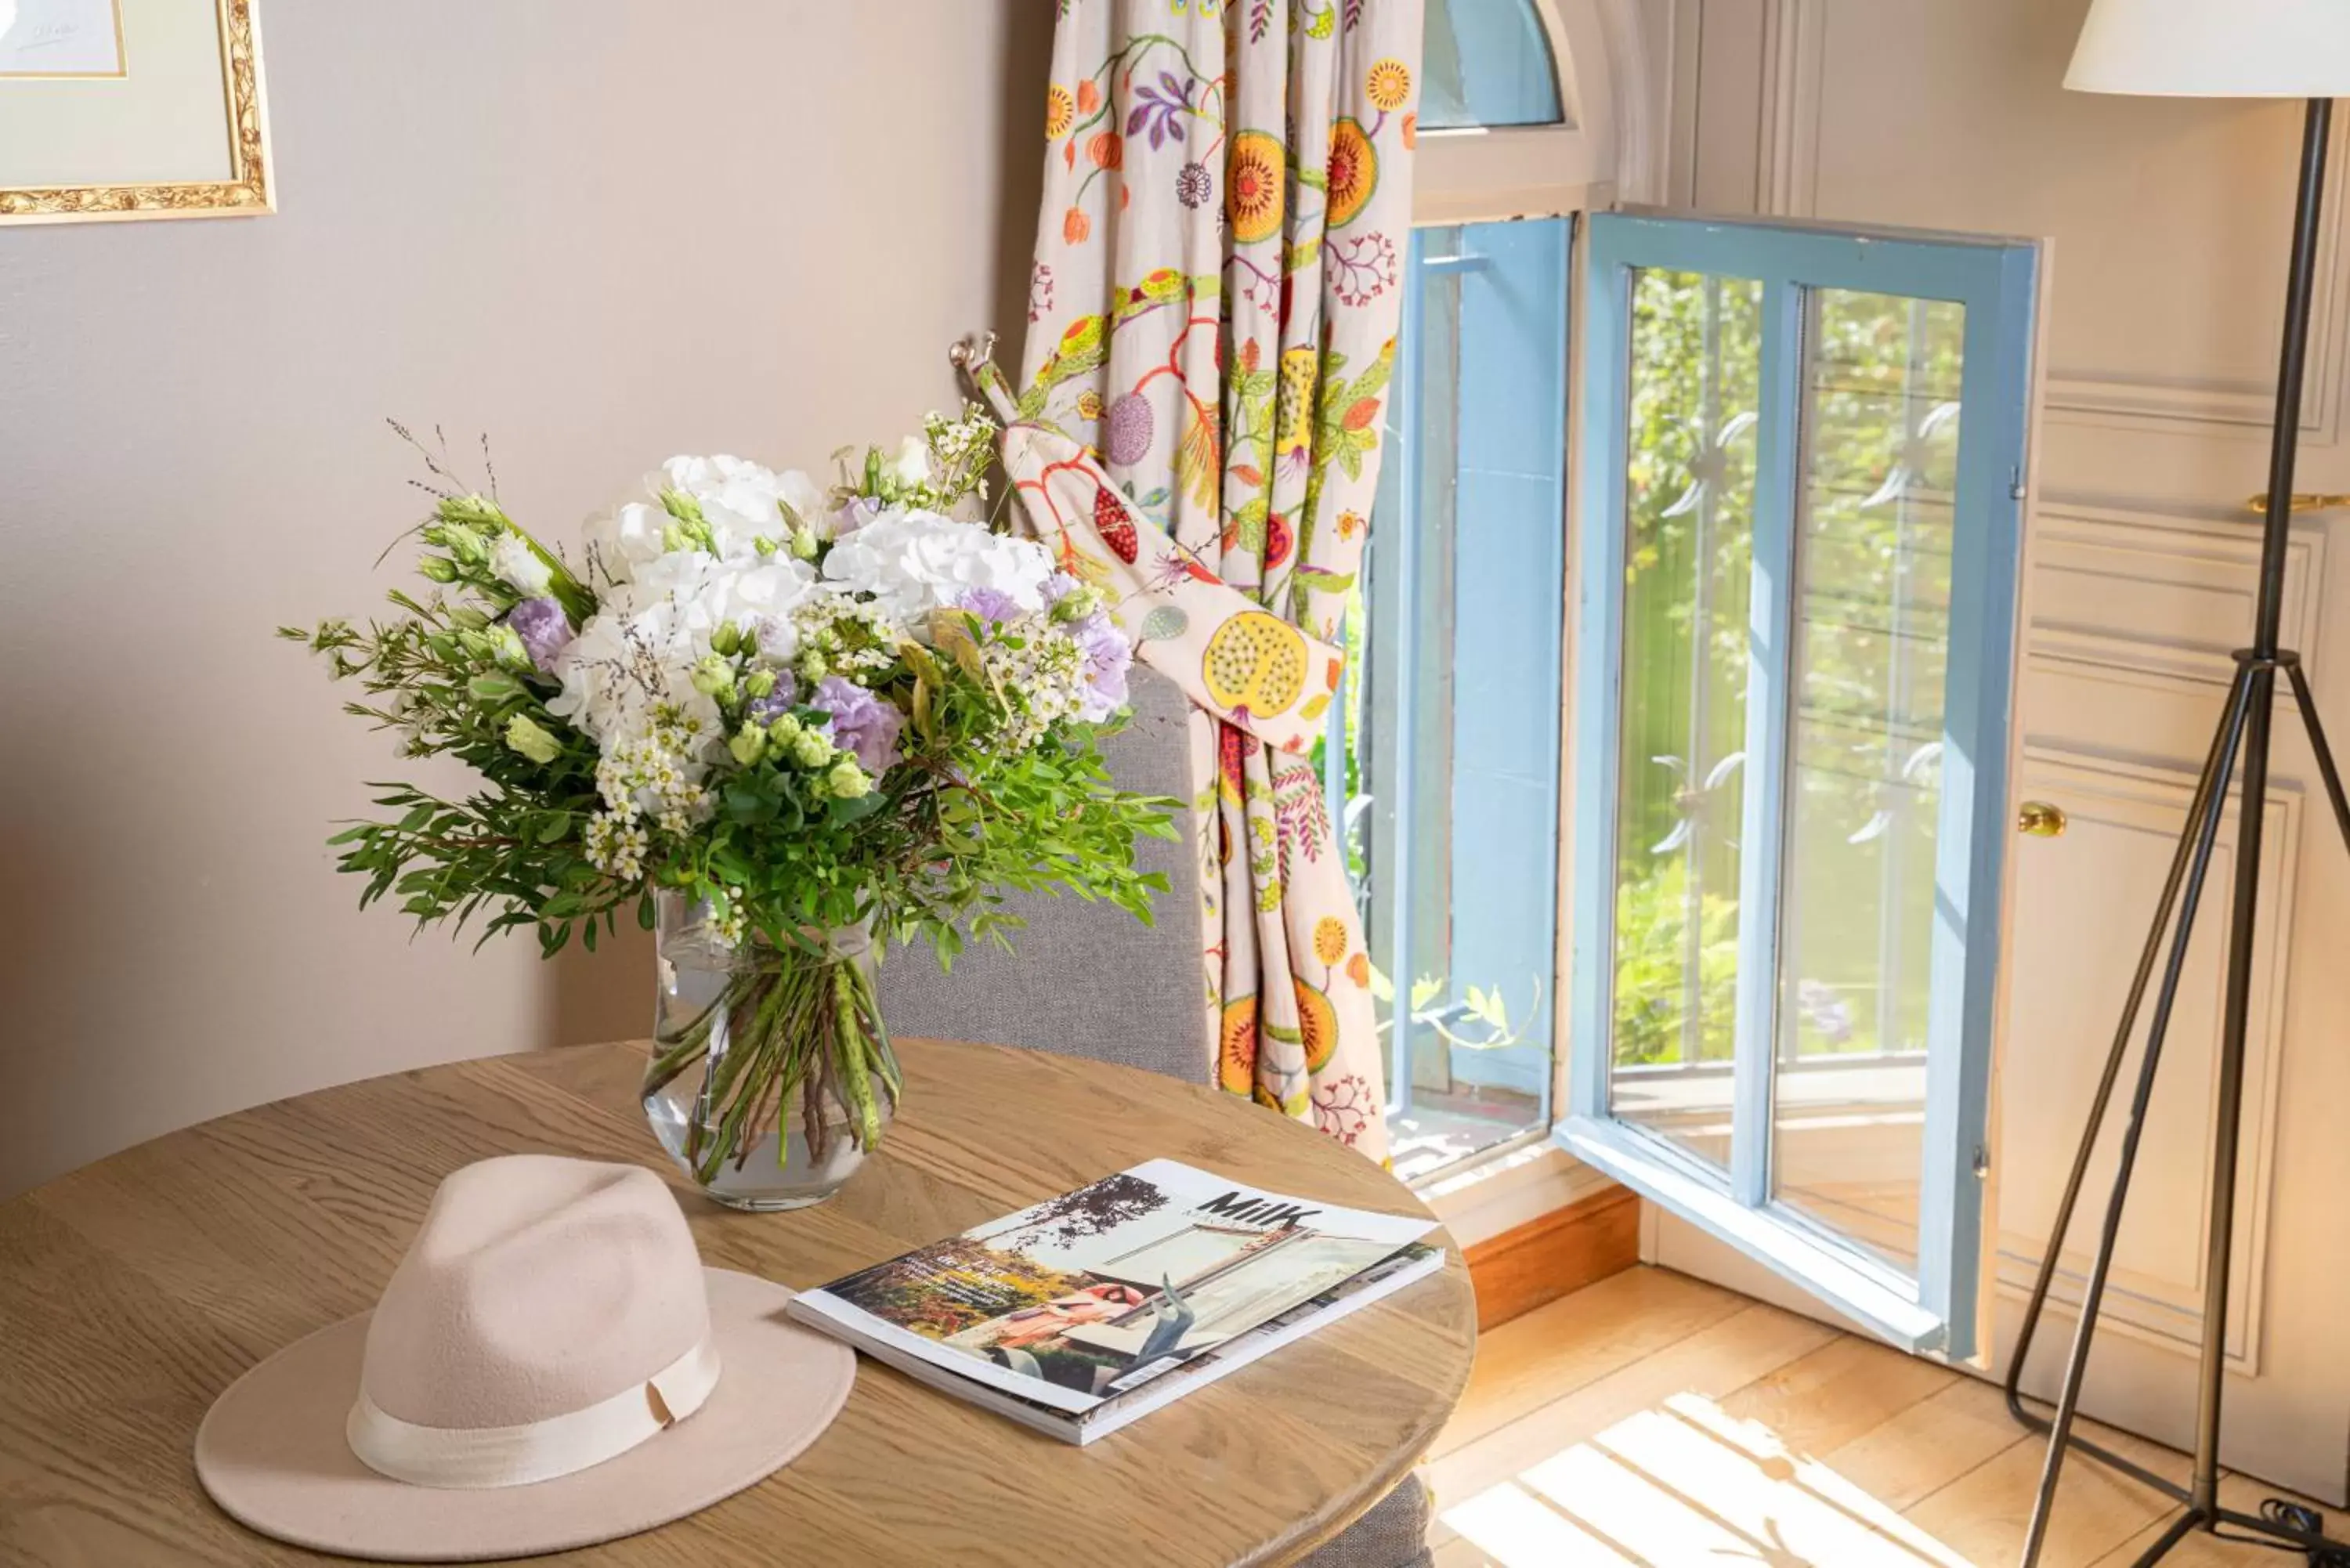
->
xmin=194 ymin=1269 xmax=852 ymax=1563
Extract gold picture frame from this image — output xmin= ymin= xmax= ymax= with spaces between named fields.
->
xmin=0 ymin=0 xmax=271 ymax=224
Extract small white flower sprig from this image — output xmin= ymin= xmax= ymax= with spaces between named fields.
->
xmin=284 ymin=409 xmax=1176 ymax=968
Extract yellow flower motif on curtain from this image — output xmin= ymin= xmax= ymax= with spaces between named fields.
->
xmin=1314 ymin=916 xmax=1348 ymax=966
xmin=1274 ymin=345 xmax=1319 ymax=461
xmin=1203 ymin=611 xmax=1310 ymax=719
xmin=1227 ymin=131 xmax=1287 ymax=244
xmin=1296 ymin=978 xmax=1340 ymax=1072
xmin=1366 ymin=58 xmax=1412 ymax=112
xmin=1046 ymin=84 xmax=1076 ymax=139
xmin=1220 ymin=996 xmax=1258 ymax=1094
xmin=1326 ymin=119 xmax=1379 ymax=229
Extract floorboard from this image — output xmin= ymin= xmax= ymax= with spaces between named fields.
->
xmin=1425 ymin=1265 xmax=2324 ymax=1566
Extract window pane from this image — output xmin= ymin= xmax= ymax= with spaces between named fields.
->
xmin=1423 ymin=0 xmax=1565 ymax=130
xmin=1607 ymin=269 xmax=1763 ymax=1173
xmin=1347 ymin=218 xmax=1570 ymax=1180
xmin=1770 ymin=289 xmax=1966 ymax=1277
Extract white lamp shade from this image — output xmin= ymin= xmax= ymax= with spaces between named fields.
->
xmin=2067 ymin=0 xmax=2350 ymax=97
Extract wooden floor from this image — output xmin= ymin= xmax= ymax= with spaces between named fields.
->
xmin=1424 ymin=1265 xmax=2329 ymax=1567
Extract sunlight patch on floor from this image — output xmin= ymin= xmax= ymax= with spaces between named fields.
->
xmin=1441 ymin=1390 xmax=1979 ymax=1567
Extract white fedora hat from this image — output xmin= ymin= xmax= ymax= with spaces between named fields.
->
xmin=194 ymin=1154 xmax=853 ymax=1563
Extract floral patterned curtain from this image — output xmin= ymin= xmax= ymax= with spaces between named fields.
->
xmin=975 ymin=0 xmax=1424 ymax=1160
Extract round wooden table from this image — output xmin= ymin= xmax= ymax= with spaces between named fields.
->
xmin=0 ymin=1039 xmax=1474 ymax=1566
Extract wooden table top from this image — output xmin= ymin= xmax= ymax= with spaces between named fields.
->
xmin=0 ymin=1039 xmax=1474 ymax=1567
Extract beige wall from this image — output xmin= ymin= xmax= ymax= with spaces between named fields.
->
xmin=0 ymin=2 xmax=1051 ymax=1197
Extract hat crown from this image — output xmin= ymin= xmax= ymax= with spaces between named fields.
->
xmin=360 ymin=1156 xmax=710 ymax=1430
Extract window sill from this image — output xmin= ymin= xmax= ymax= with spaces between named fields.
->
xmin=1553 ymin=1115 xmax=1944 ymax=1353
xmin=1415 ymin=1130 xmax=1618 ymax=1248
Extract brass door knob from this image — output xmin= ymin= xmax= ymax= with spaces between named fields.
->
xmin=2018 ymin=800 xmax=2067 ymax=837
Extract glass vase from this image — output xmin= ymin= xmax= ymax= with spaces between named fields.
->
xmin=640 ymin=892 xmax=898 ymax=1211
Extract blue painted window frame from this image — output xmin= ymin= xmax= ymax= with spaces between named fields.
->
xmin=1558 ymin=211 xmax=2040 ymax=1359
xmin=1349 ymin=219 xmax=1571 ymax=1134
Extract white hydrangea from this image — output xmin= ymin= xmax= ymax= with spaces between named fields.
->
xmin=582 ymin=454 xmax=828 ymax=585
xmin=606 ymin=549 xmax=821 ymax=660
xmin=820 ymin=505 xmax=1056 ymax=633
xmin=546 ymin=595 xmax=726 ymax=765
xmin=555 ymin=458 xmax=831 ymax=769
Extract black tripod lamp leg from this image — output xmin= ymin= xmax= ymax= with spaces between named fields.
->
xmin=2286 ymin=659 xmax=2350 ymax=856
xmin=2003 ymin=680 xmax=2245 ymax=1422
xmin=2016 ymin=670 xmax=2254 ymax=1568
xmin=2127 ymin=1511 xmax=2202 ymax=1568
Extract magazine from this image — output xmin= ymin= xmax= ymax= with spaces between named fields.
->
xmin=786 ymin=1158 xmax=1445 ymax=1443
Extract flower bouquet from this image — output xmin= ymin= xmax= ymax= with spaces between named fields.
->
xmin=286 ymin=410 xmax=1173 ymax=1208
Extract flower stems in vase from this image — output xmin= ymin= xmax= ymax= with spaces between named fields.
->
xmin=642 ymin=931 xmax=901 ymax=1189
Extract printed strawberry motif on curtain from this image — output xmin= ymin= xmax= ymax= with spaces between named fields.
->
xmin=979 ymin=0 xmax=1423 ymax=1161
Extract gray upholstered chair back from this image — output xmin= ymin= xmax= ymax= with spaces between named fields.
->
xmin=874 ymin=666 xmax=1209 ymax=1084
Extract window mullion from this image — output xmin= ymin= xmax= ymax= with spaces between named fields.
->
xmin=1384 ymin=235 xmax=1430 ymax=1121
xmin=1727 ymin=276 xmax=1806 ymax=1211
xmin=1567 ymin=241 xmax=1633 ymax=1125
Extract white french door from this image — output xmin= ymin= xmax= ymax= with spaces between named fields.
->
xmin=1557 ymin=211 xmax=2041 ymax=1360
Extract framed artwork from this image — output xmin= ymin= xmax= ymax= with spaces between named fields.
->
xmin=0 ymin=0 xmax=271 ymax=223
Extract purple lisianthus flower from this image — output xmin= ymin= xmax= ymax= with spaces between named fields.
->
xmin=507 ymin=596 xmax=574 ymax=673
xmin=809 ymin=674 xmax=904 ymax=774
xmin=744 ymin=670 xmax=798 ymax=725
xmin=1070 ymin=610 xmax=1133 ymax=721
xmin=954 ymin=586 xmax=1023 ymax=625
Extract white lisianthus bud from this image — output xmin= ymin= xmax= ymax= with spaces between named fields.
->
xmin=488 ymin=533 xmax=553 ymax=597
xmin=727 ymin=722 xmax=768 ymax=768
xmin=743 ymin=667 xmax=777 ymax=699
xmin=825 ymin=757 xmax=870 ymax=799
xmin=504 ymin=714 xmax=562 ymax=764
xmin=710 ymin=620 xmax=743 ymax=656
xmin=884 ymin=435 xmax=932 ymax=490
xmin=797 ymin=650 xmax=828 ymax=682
xmin=488 ymin=624 xmax=532 ymax=669
xmin=689 ymin=654 xmax=736 ymax=699
xmin=767 ymin=713 xmax=804 ymax=745
xmin=1050 ymin=586 xmax=1101 ymax=623
xmin=790 ymin=526 xmax=821 ymax=561
xmin=790 ymin=730 xmax=833 ymax=768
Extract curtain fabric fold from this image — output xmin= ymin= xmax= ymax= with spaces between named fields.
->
xmin=985 ymin=0 xmax=1425 ymax=1160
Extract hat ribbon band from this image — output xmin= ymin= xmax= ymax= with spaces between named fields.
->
xmin=345 ymin=1334 xmax=721 ymax=1490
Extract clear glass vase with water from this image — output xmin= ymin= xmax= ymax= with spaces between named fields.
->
xmin=641 ymin=891 xmax=898 ymax=1210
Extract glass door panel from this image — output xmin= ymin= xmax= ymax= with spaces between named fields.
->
xmin=1607 ymin=269 xmax=1762 ymax=1173
xmin=1562 ymin=212 xmax=2039 ymax=1359
xmin=1773 ymin=290 xmax=1969 ymax=1279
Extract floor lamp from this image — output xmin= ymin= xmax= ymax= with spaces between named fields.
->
xmin=2007 ymin=4 xmax=2350 ymax=1566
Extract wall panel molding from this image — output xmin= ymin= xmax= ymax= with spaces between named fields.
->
xmin=2026 ymin=501 xmax=2326 ymax=692
xmin=1755 ymin=0 xmax=1826 ymax=218
xmin=1991 ymin=750 xmax=2298 ymax=1369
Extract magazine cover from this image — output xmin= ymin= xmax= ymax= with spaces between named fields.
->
xmin=788 ymin=1158 xmax=1439 ymax=1417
